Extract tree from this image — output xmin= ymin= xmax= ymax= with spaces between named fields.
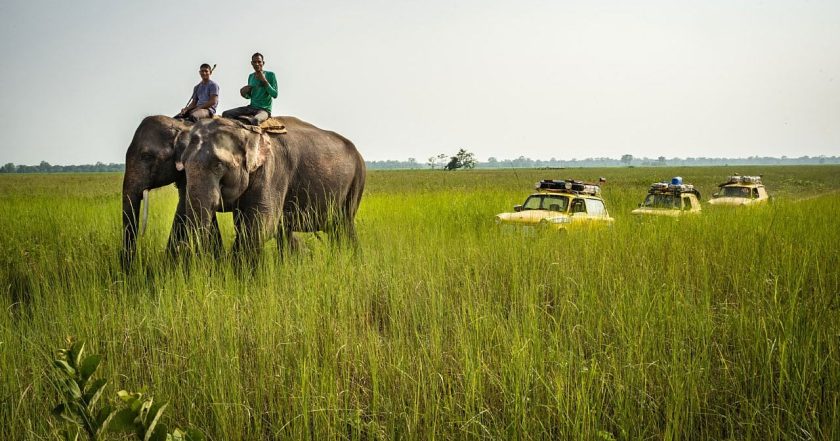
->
xmin=457 ymin=149 xmax=476 ymax=169
xmin=443 ymin=149 xmax=477 ymax=171
xmin=1 ymin=163 xmax=15 ymax=173
xmin=427 ymin=154 xmax=448 ymax=169
xmin=621 ymin=154 xmax=633 ymax=166
xmin=444 ymin=156 xmax=460 ymax=170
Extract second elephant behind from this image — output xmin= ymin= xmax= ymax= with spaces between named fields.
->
xmin=179 ymin=117 xmax=365 ymax=255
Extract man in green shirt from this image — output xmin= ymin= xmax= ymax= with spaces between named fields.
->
xmin=222 ymin=52 xmax=278 ymax=125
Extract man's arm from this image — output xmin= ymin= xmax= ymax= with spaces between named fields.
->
xmin=180 ymin=98 xmax=197 ymax=115
xmin=241 ymin=74 xmax=252 ymax=98
xmin=180 ymin=86 xmax=199 ymax=114
xmin=196 ymin=95 xmax=218 ymax=110
xmin=266 ymin=72 xmax=278 ymax=99
xmin=255 ymin=70 xmax=278 ymax=98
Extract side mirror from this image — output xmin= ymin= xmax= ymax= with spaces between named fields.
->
xmin=713 ymin=193 xmax=719 ymax=197
xmin=513 ymin=205 xmax=523 ymax=212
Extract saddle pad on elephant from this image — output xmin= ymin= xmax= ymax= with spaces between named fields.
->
xmin=260 ymin=117 xmax=287 ymax=134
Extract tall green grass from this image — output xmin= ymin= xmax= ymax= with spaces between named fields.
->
xmin=1 ymin=166 xmax=838 ymax=439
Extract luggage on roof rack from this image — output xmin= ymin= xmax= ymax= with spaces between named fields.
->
xmin=721 ymin=175 xmax=762 ymax=186
xmin=536 ymin=179 xmax=601 ymax=195
xmin=648 ymin=179 xmax=699 ymax=196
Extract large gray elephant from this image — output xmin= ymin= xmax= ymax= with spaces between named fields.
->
xmin=179 ymin=116 xmax=365 ymax=257
xmin=121 ymin=115 xmax=222 ymax=266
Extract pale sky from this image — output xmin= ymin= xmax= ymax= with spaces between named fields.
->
xmin=0 ymin=0 xmax=838 ymax=165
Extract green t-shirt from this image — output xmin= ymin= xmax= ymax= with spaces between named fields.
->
xmin=247 ymin=71 xmax=278 ymax=113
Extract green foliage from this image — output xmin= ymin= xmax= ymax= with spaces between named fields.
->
xmin=0 ymin=162 xmax=125 ymax=173
xmin=50 ymin=338 xmax=203 ymax=441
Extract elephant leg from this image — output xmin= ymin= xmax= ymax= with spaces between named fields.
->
xmin=346 ymin=222 xmax=362 ymax=258
xmin=231 ymin=209 xmax=245 ymax=256
xmin=232 ymin=208 xmax=268 ymax=265
xmin=166 ymin=217 xmax=188 ymax=255
xmin=329 ymin=213 xmax=362 ymax=259
xmin=327 ymin=212 xmax=358 ymax=249
xmin=342 ymin=217 xmax=358 ymax=246
xmin=275 ymin=224 xmax=299 ymax=257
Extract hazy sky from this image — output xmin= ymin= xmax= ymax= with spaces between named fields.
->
xmin=1 ymin=0 xmax=838 ymax=165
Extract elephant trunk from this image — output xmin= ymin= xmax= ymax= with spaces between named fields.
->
xmin=121 ymin=181 xmax=144 ymax=266
xmin=185 ymin=182 xmax=221 ymax=252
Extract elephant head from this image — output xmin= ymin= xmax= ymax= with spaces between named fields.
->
xmin=181 ymin=118 xmax=269 ymax=246
xmin=121 ymin=115 xmax=191 ymax=265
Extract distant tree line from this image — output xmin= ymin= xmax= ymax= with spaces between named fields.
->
xmin=366 ymin=154 xmax=840 ymax=170
xmin=0 ymin=161 xmax=125 ymax=173
xmin=2 ymin=154 xmax=838 ymax=173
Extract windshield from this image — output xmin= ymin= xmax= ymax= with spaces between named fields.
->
xmin=522 ymin=194 xmax=569 ymax=212
xmin=719 ymin=186 xmax=752 ymax=198
xmin=642 ymin=194 xmax=680 ymax=209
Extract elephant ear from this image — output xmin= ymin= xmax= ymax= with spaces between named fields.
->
xmin=245 ymin=132 xmax=268 ymax=173
xmin=173 ymin=129 xmax=190 ymax=171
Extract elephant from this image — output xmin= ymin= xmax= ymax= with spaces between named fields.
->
xmin=121 ymin=115 xmax=222 ymax=266
xmin=179 ymin=116 xmax=365 ymax=258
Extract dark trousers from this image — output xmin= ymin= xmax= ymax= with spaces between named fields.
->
xmin=174 ymin=108 xmax=213 ymax=123
xmin=222 ymin=106 xmax=270 ymax=125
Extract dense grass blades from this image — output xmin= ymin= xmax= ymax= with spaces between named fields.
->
xmin=1 ymin=166 xmax=839 ymax=439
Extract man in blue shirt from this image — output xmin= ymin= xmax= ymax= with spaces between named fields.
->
xmin=222 ymin=53 xmax=278 ymax=125
xmin=176 ymin=63 xmax=219 ymax=122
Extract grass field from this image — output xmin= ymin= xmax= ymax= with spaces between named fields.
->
xmin=1 ymin=165 xmax=839 ymax=440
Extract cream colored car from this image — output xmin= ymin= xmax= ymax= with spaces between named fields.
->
xmin=632 ymin=178 xmax=702 ymax=217
xmin=709 ymin=175 xmax=770 ymax=206
xmin=495 ymin=180 xmax=614 ymax=230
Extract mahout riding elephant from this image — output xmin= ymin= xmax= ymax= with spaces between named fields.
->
xmin=121 ymin=115 xmax=222 ymax=267
xmin=179 ymin=116 xmax=365 ymax=258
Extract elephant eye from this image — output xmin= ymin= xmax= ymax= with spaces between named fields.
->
xmin=141 ymin=152 xmax=155 ymax=161
xmin=214 ymin=161 xmax=226 ymax=173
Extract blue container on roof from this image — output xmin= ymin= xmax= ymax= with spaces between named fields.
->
xmin=671 ymin=176 xmax=683 ymax=185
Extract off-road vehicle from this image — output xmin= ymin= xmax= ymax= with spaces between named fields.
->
xmin=631 ymin=177 xmax=702 ymax=217
xmin=708 ymin=175 xmax=770 ymax=206
xmin=495 ymin=179 xmax=615 ymax=230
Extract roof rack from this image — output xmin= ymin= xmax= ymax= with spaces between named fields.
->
xmin=649 ymin=181 xmax=696 ymax=194
xmin=719 ymin=175 xmax=762 ymax=187
xmin=647 ymin=177 xmax=700 ymax=197
xmin=536 ymin=179 xmax=601 ymax=196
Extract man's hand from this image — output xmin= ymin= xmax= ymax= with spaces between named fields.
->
xmin=240 ymin=85 xmax=252 ymax=99
xmin=255 ymin=70 xmax=268 ymax=85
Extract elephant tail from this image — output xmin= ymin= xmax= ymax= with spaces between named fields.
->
xmin=345 ymin=142 xmax=366 ymax=219
xmin=338 ymin=147 xmax=365 ymax=246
